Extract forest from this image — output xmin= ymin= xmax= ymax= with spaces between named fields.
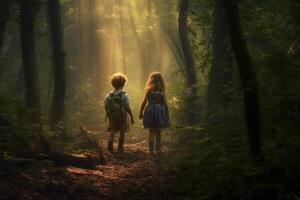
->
xmin=0 ymin=0 xmax=300 ymax=199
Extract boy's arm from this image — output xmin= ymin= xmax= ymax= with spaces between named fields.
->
xmin=125 ymin=105 xmax=134 ymax=124
xmin=104 ymin=95 xmax=109 ymax=122
xmin=124 ymin=93 xmax=134 ymax=124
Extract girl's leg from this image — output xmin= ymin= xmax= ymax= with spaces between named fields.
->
xmin=107 ymin=131 xmax=115 ymax=153
xmin=155 ymin=129 xmax=161 ymax=153
xmin=149 ymin=129 xmax=155 ymax=155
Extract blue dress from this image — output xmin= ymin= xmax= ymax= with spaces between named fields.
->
xmin=143 ymin=91 xmax=170 ymax=129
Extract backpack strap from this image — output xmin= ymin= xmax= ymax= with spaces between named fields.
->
xmin=109 ymin=91 xmax=126 ymax=98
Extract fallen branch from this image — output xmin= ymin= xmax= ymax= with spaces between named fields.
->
xmin=45 ymin=149 xmax=99 ymax=169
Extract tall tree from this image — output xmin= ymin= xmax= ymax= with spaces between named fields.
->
xmin=207 ymin=0 xmax=233 ymax=109
xmin=226 ymin=0 xmax=262 ymax=159
xmin=178 ymin=0 xmax=197 ymax=121
xmin=20 ymin=0 xmax=41 ymax=121
xmin=48 ymin=0 xmax=66 ymax=125
xmin=154 ymin=0 xmax=185 ymax=69
xmin=0 ymin=0 xmax=11 ymax=50
xmin=141 ymin=0 xmax=156 ymax=81
xmin=87 ymin=0 xmax=102 ymax=85
xmin=288 ymin=0 xmax=300 ymax=57
xmin=75 ymin=0 xmax=101 ymax=84
xmin=118 ymin=0 xmax=127 ymax=73
xmin=128 ymin=0 xmax=144 ymax=68
xmin=178 ymin=0 xmax=197 ymax=90
xmin=20 ymin=0 xmax=46 ymax=150
xmin=128 ymin=0 xmax=151 ymax=86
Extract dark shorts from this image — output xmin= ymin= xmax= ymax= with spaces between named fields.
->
xmin=107 ymin=116 xmax=129 ymax=132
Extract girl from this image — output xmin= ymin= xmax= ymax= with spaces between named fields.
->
xmin=139 ymin=72 xmax=169 ymax=157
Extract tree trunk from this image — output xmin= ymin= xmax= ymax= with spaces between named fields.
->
xmin=20 ymin=1 xmax=41 ymax=122
xmin=226 ymin=0 xmax=262 ymax=159
xmin=288 ymin=0 xmax=300 ymax=57
xmin=0 ymin=0 xmax=11 ymax=83
xmin=0 ymin=117 xmax=11 ymax=161
xmin=128 ymin=0 xmax=148 ymax=87
xmin=20 ymin=1 xmax=47 ymax=151
xmin=0 ymin=0 xmax=11 ymax=50
xmin=178 ymin=0 xmax=197 ymax=88
xmin=154 ymin=0 xmax=185 ymax=69
xmin=87 ymin=0 xmax=102 ymax=87
xmin=178 ymin=0 xmax=197 ymax=122
xmin=141 ymin=0 xmax=156 ymax=81
xmin=128 ymin=0 xmax=145 ymax=67
xmin=48 ymin=0 xmax=66 ymax=125
xmin=118 ymin=0 xmax=127 ymax=74
xmin=77 ymin=0 xmax=86 ymax=82
xmin=207 ymin=0 xmax=233 ymax=108
xmin=165 ymin=29 xmax=185 ymax=69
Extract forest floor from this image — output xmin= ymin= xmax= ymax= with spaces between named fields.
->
xmin=0 ymin=127 xmax=180 ymax=200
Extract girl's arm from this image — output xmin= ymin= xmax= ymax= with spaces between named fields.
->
xmin=139 ymin=91 xmax=149 ymax=119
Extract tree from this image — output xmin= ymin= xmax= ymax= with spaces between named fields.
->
xmin=20 ymin=0 xmax=41 ymax=122
xmin=154 ymin=0 xmax=185 ymax=69
xmin=178 ymin=0 xmax=197 ymax=88
xmin=0 ymin=0 xmax=11 ymax=50
xmin=128 ymin=0 xmax=144 ymax=70
xmin=128 ymin=0 xmax=152 ymax=85
xmin=0 ymin=0 xmax=11 ymax=158
xmin=226 ymin=0 xmax=262 ymax=159
xmin=87 ymin=0 xmax=102 ymax=86
xmin=288 ymin=0 xmax=300 ymax=57
xmin=178 ymin=0 xmax=197 ymax=121
xmin=118 ymin=0 xmax=127 ymax=73
xmin=20 ymin=0 xmax=46 ymax=150
xmin=141 ymin=0 xmax=156 ymax=81
xmin=74 ymin=0 xmax=102 ymax=86
xmin=207 ymin=0 xmax=233 ymax=109
xmin=48 ymin=0 xmax=66 ymax=125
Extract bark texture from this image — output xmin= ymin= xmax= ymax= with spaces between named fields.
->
xmin=226 ymin=0 xmax=262 ymax=159
xmin=0 ymin=0 xmax=11 ymax=50
xmin=48 ymin=0 xmax=66 ymax=125
xmin=178 ymin=0 xmax=197 ymax=88
xmin=207 ymin=0 xmax=233 ymax=108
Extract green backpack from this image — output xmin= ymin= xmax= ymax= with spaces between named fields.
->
xmin=106 ymin=92 xmax=127 ymax=123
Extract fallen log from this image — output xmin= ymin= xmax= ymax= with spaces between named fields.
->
xmin=45 ymin=150 xmax=98 ymax=169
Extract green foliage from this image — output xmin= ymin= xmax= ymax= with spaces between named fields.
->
xmin=164 ymin=1 xmax=300 ymax=199
xmin=64 ymin=79 xmax=103 ymax=134
xmin=5 ymin=105 xmax=35 ymax=154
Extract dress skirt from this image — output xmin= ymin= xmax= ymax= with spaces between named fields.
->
xmin=143 ymin=103 xmax=169 ymax=129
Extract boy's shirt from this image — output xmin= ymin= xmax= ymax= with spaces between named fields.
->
xmin=104 ymin=90 xmax=130 ymax=109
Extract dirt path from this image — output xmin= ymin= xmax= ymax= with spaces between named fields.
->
xmin=1 ymin=131 xmax=173 ymax=200
xmin=62 ymin=141 xmax=169 ymax=200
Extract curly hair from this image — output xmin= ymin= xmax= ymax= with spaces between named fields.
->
xmin=110 ymin=72 xmax=127 ymax=90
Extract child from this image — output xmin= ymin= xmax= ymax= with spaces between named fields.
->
xmin=139 ymin=72 xmax=169 ymax=157
xmin=105 ymin=73 xmax=134 ymax=153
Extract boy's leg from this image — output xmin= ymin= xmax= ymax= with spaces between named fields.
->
xmin=107 ymin=131 xmax=115 ymax=153
xmin=117 ymin=131 xmax=125 ymax=153
xmin=155 ymin=129 xmax=161 ymax=153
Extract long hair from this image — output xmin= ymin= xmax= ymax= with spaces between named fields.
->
xmin=145 ymin=72 xmax=166 ymax=92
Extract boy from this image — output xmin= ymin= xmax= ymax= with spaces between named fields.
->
xmin=104 ymin=73 xmax=134 ymax=153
